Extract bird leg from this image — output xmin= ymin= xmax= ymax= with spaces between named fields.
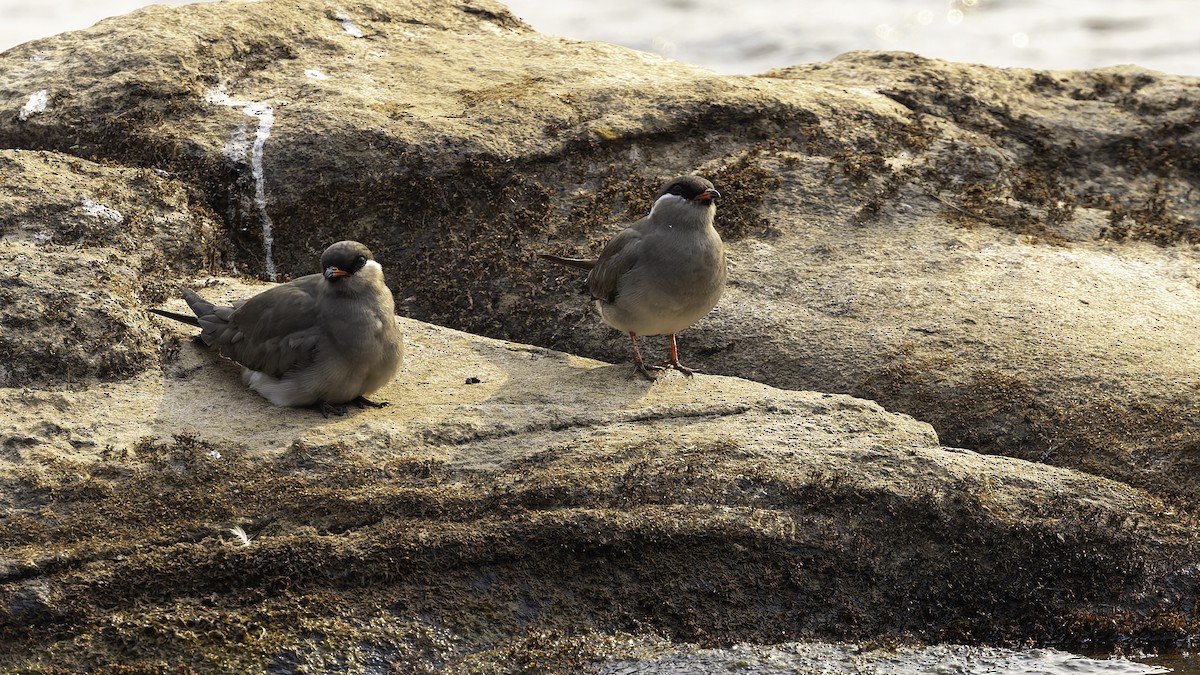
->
xmin=660 ymin=334 xmax=695 ymax=377
xmin=629 ymin=332 xmax=663 ymax=381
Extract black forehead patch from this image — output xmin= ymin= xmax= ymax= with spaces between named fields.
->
xmin=658 ymin=175 xmax=714 ymax=200
xmin=320 ymin=240 xmax=373 ymax=272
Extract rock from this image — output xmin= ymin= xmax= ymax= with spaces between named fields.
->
xmin=3 ymin=581 xmax=60 ymax=625
xmin=593 ymin=641 xmax=1170 ymax=674
xmin=0 ymin=149 xmax=217 ymax=262
xmin=2 ymin=0 xmax=1200 ymax=669
xmin=0 ymin=240 xmax=161 ymax=388
xmin=0 ymin=284 xmax=1193 ymax=670
xmin=0 ymin=150 xmax=220 ymax=387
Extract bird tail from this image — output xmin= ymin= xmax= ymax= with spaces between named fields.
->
xmin=148 ymin=288 xmax=216 ymax=328
xmin=181 ymin=289 xmax=217 ymax=318
xmin=147 ymin=307 xmax=200 ymax=327
xmin=538 ymin=253 xmax=596 ymax=272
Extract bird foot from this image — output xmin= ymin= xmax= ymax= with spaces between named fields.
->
xmin=635 ymin=362 xmax=664 ymax=381
xmin=660 ymin=360 xmax=696 ymax=377
xmin=315 ymin=396 xmax=388 ymax=417
xmin=352 ymin=395 xmax=389 ymax=409
xmin=318 ymin=402 xmax=348 ymax=417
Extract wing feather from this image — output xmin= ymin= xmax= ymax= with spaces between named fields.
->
xmin=586 ymin=220 xmax=649 ymax=303
xmin=186 ymin=275 xmax=328 ymax=377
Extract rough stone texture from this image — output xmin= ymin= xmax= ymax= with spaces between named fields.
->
xmin=2 ymin=0 xmax=1198 ymax=507
xmin=0 ymin=150 xmax=220 ymax=387
xmin=594 ymin=642 xmax=1171 ymax=674
xmin=2 ymin=0 xmax=1200 ymax=670
xmin=0 ymin=286 xmax=1194 ymax=670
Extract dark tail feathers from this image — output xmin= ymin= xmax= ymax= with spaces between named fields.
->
xmin=538 ymin=253 xmax=595 ymax=272
xmin=147 ymin=308 xmax=200 ymax=327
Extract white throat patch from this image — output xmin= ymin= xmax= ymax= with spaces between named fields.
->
xmin=649 ymin=193 xmax=689 ymax=220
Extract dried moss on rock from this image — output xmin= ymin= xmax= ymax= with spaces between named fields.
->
xmin=1 ymin=331 xmax=1195 ymax=670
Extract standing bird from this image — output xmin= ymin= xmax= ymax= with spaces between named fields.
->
xmin=541 ymin=175 xmax=727 ymax=381
xmin=150 ymin=240 xmax=404 ymax=410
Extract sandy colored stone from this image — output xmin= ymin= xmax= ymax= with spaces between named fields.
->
xmin=0 ymin=150 xmax=220 ymax=387
xmin=2 ymin=0 xmax=1197 ymax=506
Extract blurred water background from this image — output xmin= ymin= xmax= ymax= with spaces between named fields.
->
xmin=1 ymin=0 xmax=1198 ymax=672
xmin=1 ymin=0 xmax=1197 ymax=76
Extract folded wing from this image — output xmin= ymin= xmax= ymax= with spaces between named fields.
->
xmin=184 ymin=275 xmax=327 ymax=378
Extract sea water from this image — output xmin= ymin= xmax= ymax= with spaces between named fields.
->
xmin=1 ymin=0 xmax=1197 ymax=77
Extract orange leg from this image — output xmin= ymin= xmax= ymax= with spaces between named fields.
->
xmin=660 ymin=333 xmax=695 ymax=377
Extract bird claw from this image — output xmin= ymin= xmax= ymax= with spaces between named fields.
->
xmin=634 ymin=361 xmax=699 ymax=381
xmin=635 ymin=362 xmax=663 ymax=381
xmin=315 ymin=396 xmax=388 ymax=417
xmin=352 ymin=396 xmax=389 ymax=409
xmin=660 ymin=360 xmax=696 ymax=377
xmin=318 ymin=402 xmax=349 ymax=417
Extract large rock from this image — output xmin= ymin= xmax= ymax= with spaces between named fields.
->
xmin=0 ymin=286 xmax=1194 ymax=670
xmin=2 ymin=0 xmax=1200 ymax=669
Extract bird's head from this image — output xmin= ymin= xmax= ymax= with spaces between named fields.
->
xmin=321 ymin=240 xmax=375 ymax=282
xmin=650 ymin=175 xmax=720 ymax=225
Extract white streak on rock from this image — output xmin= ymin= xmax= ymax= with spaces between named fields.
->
xmin=305 ymin=69 xmax=329 ymax=80
xmin=222 ymin=125 xmax=250 ymax=162
xmin=207 ymin=87 xmax=278 ymax=281
xmin=81 ymin=198 xmax=123 ymax=223
xmin=19 ymin=90 xmax=48 ymax=121
xmin=335 ymin=11 xmax=364 ymax=38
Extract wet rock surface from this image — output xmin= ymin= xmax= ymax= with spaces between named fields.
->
xmin=2 ymin=0 xmax=1200 ymax=671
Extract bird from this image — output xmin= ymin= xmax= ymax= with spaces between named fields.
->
xmin=540 ymin=175 xmax=727 ymax=381
xmin=149 ymin=240 xmax=404 ymax=411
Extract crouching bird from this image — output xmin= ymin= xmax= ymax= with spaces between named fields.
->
xmin=540 ymin=175 xmax=727 ymax=380
xmin=150 ymin=240 xmax=404 ymax=411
